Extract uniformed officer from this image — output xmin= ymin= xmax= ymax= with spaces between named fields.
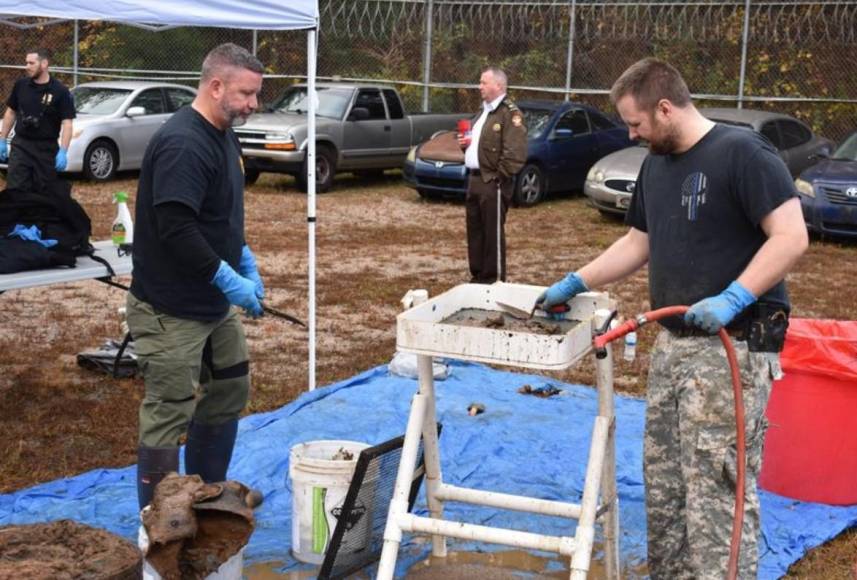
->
xmin=0 ymin=48 xmax=75 ymax=192
xmin=459 ymin=67 xmax=527 ymax=284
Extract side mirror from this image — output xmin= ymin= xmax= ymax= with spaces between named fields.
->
xmin=348 ymin=107 xmax=370 ymax=121
xmin=126 ymin=106 xmax=146 ymax=118
xmin=552 ymin=128 xmax=574 ymax=140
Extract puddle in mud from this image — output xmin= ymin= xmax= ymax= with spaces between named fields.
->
xmin=246 ymin=550 xmax=648 ymax=579
xmin=442 ymin=308 xmax=581 ymax=336
xmin=408 ymin=549 xmax=648 ymax=579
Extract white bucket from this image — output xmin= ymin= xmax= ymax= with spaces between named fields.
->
xmin=137 ymin=521 xmax=244 ymax=580
xmin=289 ymin=439 xmax=372 ymax=565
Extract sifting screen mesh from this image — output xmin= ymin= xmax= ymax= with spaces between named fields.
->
xmin=317 ymin=426 xmax=441 ymax=579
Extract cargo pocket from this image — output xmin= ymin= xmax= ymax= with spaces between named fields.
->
xmin=693 ymin=425 xmax=736 ymax=491
xmin=125 ymin=295 xmax=168 ymax=357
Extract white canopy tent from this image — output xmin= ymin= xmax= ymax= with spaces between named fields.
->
xmin=0 ymin=0 xmax=323 ymax=390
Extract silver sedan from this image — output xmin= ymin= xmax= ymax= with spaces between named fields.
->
xmin=585 ymin=108 xmax=835 ymax=215
xmin=1 ymin=81 xmax=197 ymax=181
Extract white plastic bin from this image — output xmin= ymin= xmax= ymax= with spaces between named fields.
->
xmin=289 ymin=440 xmax=371 ymax=564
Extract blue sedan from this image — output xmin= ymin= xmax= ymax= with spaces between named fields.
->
xmin=795 ymin=131 xmax=857 ymax=239
xmin=403 ymin=100 xmax=633 ymax=206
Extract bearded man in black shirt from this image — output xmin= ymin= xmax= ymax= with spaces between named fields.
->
xmin=127 ymin=43 xmax=267 ymax=509
xmin=0 ymin=48 xmax=75 ymax=191
xmin=538 ymin=58 xmax=808 ymax=578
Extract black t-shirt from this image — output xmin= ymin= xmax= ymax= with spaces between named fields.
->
xmin=6 ymin=77 xmax=76 ymax=141
xmin=625 ymin=123 xmax=797 ymax=330
xmin=130 ymin=106 xmax=245 ymax=321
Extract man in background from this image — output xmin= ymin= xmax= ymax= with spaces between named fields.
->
xmin=0 ymin=48 xmax=75 ymax=191
xmin=459 ymin=66 xmax=527 ymax=283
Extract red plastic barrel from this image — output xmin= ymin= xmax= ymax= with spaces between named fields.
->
xmin=759 ymin=318 xmax=857 ymax=505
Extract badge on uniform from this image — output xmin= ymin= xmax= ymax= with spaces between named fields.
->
xmin=492 ymin=123 xmax=501 ymax=132
xmin=512 ymin=114 xmax=523 ymax=127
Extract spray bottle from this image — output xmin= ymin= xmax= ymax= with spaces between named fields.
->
xmin=112 ymin=191 xmax=134 ymax=247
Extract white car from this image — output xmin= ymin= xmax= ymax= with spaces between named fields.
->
xmin=3 ymin=81 xmax=197 ymax=181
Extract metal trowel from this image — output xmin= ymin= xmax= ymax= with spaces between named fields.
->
xmin=492 ymin=283 xmax=546 ymax=319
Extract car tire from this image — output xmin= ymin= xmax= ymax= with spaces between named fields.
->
xmin=297 ymin=144 xmax=336 ymax=193
xmin=83 ymin=140 xmax=118 ymax=181
xmin=244 ymin=168 xmax=260 ymax=186
xmin=514 ymin=164 xmax=544 ymax=207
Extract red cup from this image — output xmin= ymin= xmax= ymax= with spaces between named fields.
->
xmin=457 ymin=119 xmax=472 ymax=147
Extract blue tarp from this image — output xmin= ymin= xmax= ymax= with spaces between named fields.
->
xmin=1 ymin=361 xmax=856 ymax=578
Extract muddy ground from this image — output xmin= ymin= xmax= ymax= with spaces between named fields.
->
xmin=0 ymin=170 xmax=855 ymax=577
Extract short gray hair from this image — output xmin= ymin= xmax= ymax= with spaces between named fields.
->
xmin=200 ymin=43 xmax=264 ymax=84
xmin=482 ymin=66 xmax=508 ymax=90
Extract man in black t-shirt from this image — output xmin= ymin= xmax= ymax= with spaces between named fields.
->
xmin=538 ymin=59 xmax=808 ymax=577
xmin=0 ymin=48 xmax=75 ymax=192
xmin=127 ymin=43 xmax=266 ymax=509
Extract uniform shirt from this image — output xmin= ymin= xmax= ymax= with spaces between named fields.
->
xmin=465 ymin=93 xmax=505 ymax=169
xmin=131 ymin=106 xmax=246 ymax=321
xmin=6 ymin=76 xmax=75 ymax=141
xmin=625 ymin=123 xmax=797 ymax=330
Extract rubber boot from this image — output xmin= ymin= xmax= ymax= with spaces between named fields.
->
xmin=184 ymin=418 xmax=238 ymax=483
xmin=137 ymin=446 xmax=180 ymax=510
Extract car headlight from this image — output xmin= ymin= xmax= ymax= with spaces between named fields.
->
xmin=407 ymin=146 xmax=417 ymax=163
xmin=586 ymin=167 xmax=605 ymax=183
xmin=795 ymin=178 xmax=815 ymax=198
xmin=264 ymin=133 xmax=296 ymax=151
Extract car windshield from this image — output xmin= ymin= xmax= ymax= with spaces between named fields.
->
xmin=832 ymin=133 xmax=857 ymax=161
xmin=520 ymin=108 xmax=553 ymax=139
xmin=72 ymin=87 xmax=133 ymax=115
xmin=270 ymin=87 xmax=352 ymax=119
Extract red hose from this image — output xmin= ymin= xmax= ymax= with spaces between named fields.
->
xmin=595 ymin=306 xmax=745 ymax=580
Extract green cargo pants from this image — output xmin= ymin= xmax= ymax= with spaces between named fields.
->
xmin=126 ymin=293 xmax=250 ymax=447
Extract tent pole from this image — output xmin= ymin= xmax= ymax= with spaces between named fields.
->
xmin=307 ymin=28 xmax=318 ymax=391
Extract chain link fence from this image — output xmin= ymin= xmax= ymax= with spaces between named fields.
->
xmin=1 ymin=0 xmax=856 ymax=141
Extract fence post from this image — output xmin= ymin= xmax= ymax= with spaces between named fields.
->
xmin=563 ymin=0 xmax=577 ymax=102
xmin=422 ymin=0 xmax=434 ymax=112
xmin=73 ymin=20 xmax=79 ymax=87
xmin=737 ymin=0 xmax=752 ymax=109
xmin=252 ymin=30 xmax=258 ymax=56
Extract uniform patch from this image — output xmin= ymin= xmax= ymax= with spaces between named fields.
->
xmin=492 ymin=123 xmax=501 ymax=132
xmin=512 ymin=114 xmax=523 ymax=127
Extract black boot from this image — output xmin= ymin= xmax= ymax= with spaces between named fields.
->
xmin=137 ymin=446 xmax=179 ymax=510
xmin=184 ymin=418 xmax=238 ymax=483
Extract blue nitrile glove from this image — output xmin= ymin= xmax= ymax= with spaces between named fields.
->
xmin=55 ymin=148 xmax=68 ymax=172
xmin=684 ymin=281 xmax=756 ymax=334
xmin=238 ymin=245 xmax=265 ymax=300
xmin=0 ymin=140 xmax=7 ymax=162
xmin=211 ymin=260 xmax=263 ymax=318
xmin=536 ymin=272 xmax=589 ymax=309
xmin=8 ymin=224 xmax=57 ymax=248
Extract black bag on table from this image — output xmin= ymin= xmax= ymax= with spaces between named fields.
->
xmin=0 ymin=181 xmax=95 ymax=274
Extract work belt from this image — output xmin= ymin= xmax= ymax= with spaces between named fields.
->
xmin=667 ymin=303 xmax=789 ymax=353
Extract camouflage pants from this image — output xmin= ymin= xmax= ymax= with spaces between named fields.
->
xmin=645 ymin=330 xmax=780 ymax=579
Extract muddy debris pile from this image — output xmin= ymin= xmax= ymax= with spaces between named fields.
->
xmin=0 ymin=519 xmax=142 ymax=580
xmin=142 ymin=473 xmax=260 ymax=580
xmin=442 ymin=308 xmax=580 ymax=336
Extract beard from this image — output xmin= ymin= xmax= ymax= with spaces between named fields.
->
xmin=219 ymin=101 xmax=249 ymax=127
xmin=647 ymin=118 xmax=681 ymax=155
